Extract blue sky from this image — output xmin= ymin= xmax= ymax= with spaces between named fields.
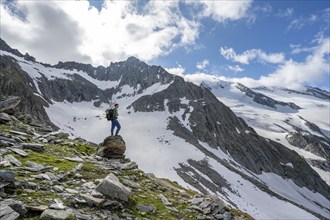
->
xmin=1 ymin=0 xmax=329 ymax=89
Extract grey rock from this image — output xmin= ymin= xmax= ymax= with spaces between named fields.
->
xmin=0 ymin=199 xmax=27 ymax=215
xmin=82 ymin=181 xmax=96 ymax=189
xmin=25 ymin=205 xmax=48 ymax=212
xmin=32 ymin=173 xmax=51 ymax=180
xmin=4 ymin=154 xmax=22 ymax=166
xmin=190 ymin=205 xmax=203 ymax=212
xmin=45 ymin=135 xmax=57 ymax=143
xmin=0 ymin=160 xmax=11 ymax=167
xmin=0 ymin=205 xmax=20 ymax=220
xmin=0 ymin=96 xmax=21 ymax=112
xmin=0 ymin=140 xmax=11 ymax=147
xmin=64 ymin=156 xmax=84 ymax=162
xmin=40 ymin=209 xmax=76 ymax=220
xmin=159 ymin=194 xmax=172 ymax=206
xmin=10 ymin=148 xmax=28 ymax=157
xmin=214 ymin=214 xmax=224 ymax=220
xmin=13 ymin=136 xmax=24 ymax=143
xmin=0 ymin=112 xmax=12 ymax=123
xmin=0 ymin=182 xmax=10 ymax=189
xmin=137 ymin=204 xmax=157 ymax=213
xmin=22 ymin=143 xmax=45 ymax=152
xmin=54 ymin=185 xmax=64 ymax=193
xmin=203 ymin=206 xmax=212 ymax=215
xmin=0 ymin=170 xmax=15 ymax=182
xmin=102 ymin=200 xmax=124 ymax=210
xmin=71 ymin=210 xmax=91 ymax=220
xmin=49 ymin=198 xmax=66 ymax=210
xmin=223 ymin=211 xmax=232 ymax=220
xmin=25 ymin=161 xmax=52 ymax=172
xmin=98 ymin=135 xmax=126 ymax=159
xmin=65 ymin=188 xmax=79 ymax=194
xmin=200 ymin=200 xmax=211 ymax=209
xmin=189 ymin=197 xmax=204 ymax=205
xmin=166 ymin=206 xmax=179 ymax=213
xmin=91 ymin=190 xmax=103 ymax=198
xmin=9 ymin=130 xmax=29 ymax=136
xmin=80 ymin=193 xmax=105 ymax=207
xmin=111 ymin=214 xmax=120 ymax=220
xmin=122 ymin=178 xmax=141 ymax=189
xmin=120 ymin=161 xmax=138 ymax=170
xmin=95 ymin=173 xmax=131 ymax=201
xmin=24 ymin=182 xmax=38 ymax=190
xmin=73 ymin=163 xmax=84 ymax=171
xmin=45 ymin=172 xmax=59 ymax=180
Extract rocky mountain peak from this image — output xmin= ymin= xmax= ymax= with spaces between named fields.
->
xmin=0 ymin=38 xmax=23 ymax=57
xmin=54 ymin=61 xmax=96 ymax=74
xmin=126 ymin=56 xmax=142 ymax=64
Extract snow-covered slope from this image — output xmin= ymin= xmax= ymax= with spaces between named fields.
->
xmin=1 ymin=46 xmax=329 ymax=219
xmin=199 ymin=79 xmax=330 ymax=185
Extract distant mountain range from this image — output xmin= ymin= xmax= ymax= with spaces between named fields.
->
xmin=1 ymin=38 xmax=329 ymax=219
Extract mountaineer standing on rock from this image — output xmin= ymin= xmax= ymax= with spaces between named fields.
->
xmin=107 ymin=103 xmax=121 ymax=136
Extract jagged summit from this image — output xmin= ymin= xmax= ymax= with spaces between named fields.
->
xmin=126 ymin=56 xmax=142 ymax=63
xmin=0 ymin=38 xmax=23 ymax=57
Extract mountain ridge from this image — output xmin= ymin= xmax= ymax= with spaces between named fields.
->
xmin=1 ymin=38 xmax=329 ymax=219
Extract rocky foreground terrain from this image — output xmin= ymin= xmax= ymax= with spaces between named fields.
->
xmin=0 ymin=96 xmax=252 ymax=220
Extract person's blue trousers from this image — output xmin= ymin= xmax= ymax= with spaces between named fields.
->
xmin=111 ymin=119 xmax=121 ymax=135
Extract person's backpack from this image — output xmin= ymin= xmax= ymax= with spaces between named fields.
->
xmin=106 ymin=108 xmax=114 ymax=121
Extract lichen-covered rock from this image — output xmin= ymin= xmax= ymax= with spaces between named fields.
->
xmin=98 ymin=135 xmax=126 ymax=159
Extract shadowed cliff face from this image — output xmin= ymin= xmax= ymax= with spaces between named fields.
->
xmin=0 ymin=56 xmax=56 ymax=128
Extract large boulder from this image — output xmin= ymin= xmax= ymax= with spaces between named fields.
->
xmin=98 ymin=135 xmax=126 ymax=159
xmin=95 ymin=173 xmax=131 ymax=202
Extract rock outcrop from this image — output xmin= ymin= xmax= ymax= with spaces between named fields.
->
xmin=0 ymin=57 xmax=56 ymax=128
xmin=0 ymin=96 xmax=21 ymax=113
xmin=235 ymin=83 xmax=301 ymax=110
xmin=98 ymin=135 xmax=126 ymax=159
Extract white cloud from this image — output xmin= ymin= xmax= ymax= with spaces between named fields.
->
xmin=196 ymin=59 xmax=209 ymax=70
xmin=184 ymin=72 xmax=226 ymax=86
xmin=0 ymin=0 xmax=253 ymax=66
xmin=220 ymin=47 xmax=285 ymax=64
xmin=228 ymin=65 xmax=244 ymax=74
xmin=165 ymin=65 xmax=185 ymax=77
xmin=290 ymin=44 xmax=315 ymax=54
xmin=0 ymin=0 xmax=200 ymax=66
xmin=186 ymin=38 xmax=330 ymax=90
xmin=258 ymin=37 xmax=330 ymax=89
xmin=186 ymin=0 xmax=253 ymax=22
xmin=287 ymin=11 xmax=324 ymax=31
